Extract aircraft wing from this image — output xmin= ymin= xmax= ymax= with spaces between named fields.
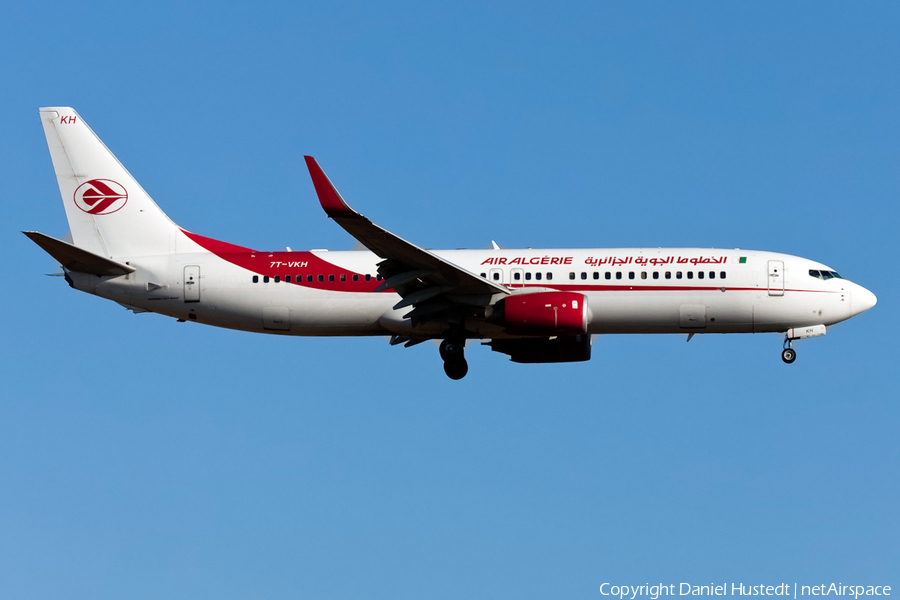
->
xmin=304 ymin=156 xmax=509 ymax=307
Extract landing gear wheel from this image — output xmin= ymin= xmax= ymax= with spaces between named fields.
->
xmin=443 ymin=359 xmax=469 ymax=380
xmin=781 ymin=348 xmax=796 ymax=364
xmin=441 ymin=331 xmax=468 ymax=379
xmin=439 ymin=339 xmax=464 ymax=361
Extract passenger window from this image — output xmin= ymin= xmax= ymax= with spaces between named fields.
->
xmin=285 ymin=275 xmax=292 ymax=283
xmin=307 ymin=275 xmax=313 ymax=283
xmin=329 ymin=274 xmax=335 ymax=282
xmin=514 ymin=272 xmax=521 ymax=281
xmin=547 ymin=273 xmax=553 ymax=281
xmin=525 ymin=272 xmax=532 ymax=281
xmin=480 ymin=273 xmax=486 ymax=278
xmin=709 ymin=271 xmax=715 ymax=279
xmin=653 ymin=272 xmax=659 ymax=279
xmin=377 ymin=275 xmax=383 ymax=281
xmin=697 ymin=272 xmax=704 ymax=279
xmin=581 ymin=272 xmax=587 ymax=280
xmin=720 ymin=272 xmax=726 ymax=279
xmin=569 ymin=272 xmax=575 ymax=280
xmin=593 ymin=272 xmax=599 ymax=280
xmin=628 ymin=272 xmax=635 ymax=280
xmin=676 ymin=272 xmax=682 ymax=279
xmin=616 ymin=272 xmax=622 ymax=280
xmin=536 ymin=272 xmax=542 ymax=281
xmin=340 ymin=274 xmax=346 ymax=282
xmin=665 ymin=271 xmax=671 ymax=279
xmin=365 ymin=274 xmax=371 ymax=281
xmin=687 ymin=272 xmax=693 ymax=279
xmin=252 ymin=275 xmax=259 ymax=283
xmin=274 ymin=275 xmax=280 ymax=282
xmin=264 ymin=276 xmax=270 ymax=283
xmin=641 ymin=272 xmax=647 ymax=280
xmin=605 ymin=272 xmax=611 ymax=280
xmin=353 ymin=274 xmax=359 ymax=282
xmin=317 ymin=274 xmax=323 ymax=282
xmin=493 ymin=272 xmax=500 ymax=281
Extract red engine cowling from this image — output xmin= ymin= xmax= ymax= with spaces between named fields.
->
xmin=499 ymin=291 xmax=589 ymax=335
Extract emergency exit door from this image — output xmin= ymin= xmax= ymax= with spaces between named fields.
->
xmin=184 ymin=265 xmax=200 ymax=302
xmin=767 ymin=260 xmax=784 ymax=296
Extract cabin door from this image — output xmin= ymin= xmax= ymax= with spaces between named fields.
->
xmin=184 ymin=265 xmax=200 ymax=302
xmin=767 ymin=260 xmax=784 ymax=296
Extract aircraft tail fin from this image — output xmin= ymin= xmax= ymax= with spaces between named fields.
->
xmin=39 ymin=107 xmax=181 ymax=258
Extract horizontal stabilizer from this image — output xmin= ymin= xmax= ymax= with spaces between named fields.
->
xmin=23 ymin=231 xmax=135 ymax=276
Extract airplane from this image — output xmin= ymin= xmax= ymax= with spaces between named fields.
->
xmin=25 ymin=107 xmax=877 ymax=379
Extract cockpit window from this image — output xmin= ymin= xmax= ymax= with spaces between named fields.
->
xmin=809 ymin=269 xmax=843 ymax=280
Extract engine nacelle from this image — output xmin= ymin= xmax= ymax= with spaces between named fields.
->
xmin=494 ymin=291 xmax=589 ymax=335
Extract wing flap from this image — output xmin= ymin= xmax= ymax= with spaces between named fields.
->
xmin=486 ymin=335 xmax=593 ymax=363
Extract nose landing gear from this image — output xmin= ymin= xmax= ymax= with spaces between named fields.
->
xmin=782 ymin=336 xmax=796 ymax=364
xmin=439 ymin=337 xmax=468 ymax=380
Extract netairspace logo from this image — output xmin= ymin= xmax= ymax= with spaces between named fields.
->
xmin=600 ymin=584 xmax=892 ymax=600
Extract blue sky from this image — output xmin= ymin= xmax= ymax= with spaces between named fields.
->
xmin=2 ymin=2 xmax=898 ymax=598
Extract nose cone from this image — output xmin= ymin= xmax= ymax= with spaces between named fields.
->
xmin=852 ymin=285 xmax=877 ymax=316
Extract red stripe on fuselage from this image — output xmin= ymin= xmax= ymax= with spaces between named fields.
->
xmin=182 ymin=230 xmax=255 ymax=253
xmin=181 ymin=229 xmax=384 ymax=292
xmin=180 ymin=230 xmax=835 ymax=296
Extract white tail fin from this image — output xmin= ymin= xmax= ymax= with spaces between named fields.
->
xmin=40 ymin=107 xmax=182 ymax=258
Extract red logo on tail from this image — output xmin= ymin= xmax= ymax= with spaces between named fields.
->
xmin=74 ymin=179 xmax=128 ymax=215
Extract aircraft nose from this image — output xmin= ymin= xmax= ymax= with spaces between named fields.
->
xmin=852 ymin=285 xmax=877 ymax=315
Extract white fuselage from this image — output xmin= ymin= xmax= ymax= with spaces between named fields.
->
xmin=69 ymin=241 xmax=874 ymax=340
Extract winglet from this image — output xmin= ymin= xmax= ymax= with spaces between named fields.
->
xmin=304 ymin=156 xmax=359 ymax=219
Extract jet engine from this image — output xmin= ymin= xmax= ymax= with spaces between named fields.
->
xmin=490 ymin=291 xmax=589 ymax=335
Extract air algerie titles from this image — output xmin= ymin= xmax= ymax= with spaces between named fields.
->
xmin=481 ymin=255 xmax=574 ymax=266
xmin=479 ymin=254 xmax=731 ymax=266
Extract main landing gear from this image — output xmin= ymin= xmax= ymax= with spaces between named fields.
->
xmin=440 ymin=337 xmax=468 ymax=380
xmin=782 ymin=336 xmax=797 ymax=364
